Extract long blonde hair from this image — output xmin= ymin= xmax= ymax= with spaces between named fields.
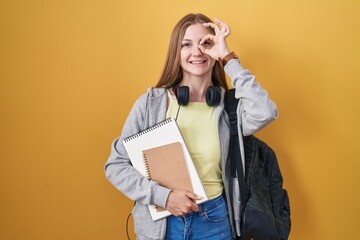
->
xmin=155 ymin=13 xmax=228 ymax=90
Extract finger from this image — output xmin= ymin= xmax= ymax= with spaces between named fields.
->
xmin=221 ymin=23 xmax=230 ymax=34
xmin=215 ymin=17 xmax=226 ymax=27
xmin=191 ymin=202 xmax=200 ymax=212
xmin=215 ymin=18 xmax=231 ymax=36
xmin=202 ymin=22 xmax=220 ymax=34
xmin=198 ymin=44 xmax=206 ymax=53
xmin=199 ymin=34 xmax=214 ymax=45
xmin=220 ymin=22 xmax=231 ymax=37
xmin=185 ymin=192 xmax=203 ymax=200
xmin=173 ymin=212 xmax=182 ymax=217
xmin=222 ymin=23 xmax=231 ymax=36
xmin=214 ymin=17 xmax=226 ymax=30
xmin=198 ymin=34 xmax=214 ymax=54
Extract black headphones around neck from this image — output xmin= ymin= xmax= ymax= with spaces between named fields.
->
xmin=172 ymin=85 xmax=221 ymax=107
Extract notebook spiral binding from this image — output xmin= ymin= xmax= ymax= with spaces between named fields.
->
xmin=143 ymin=152 xmax=161 ymax=211
xmin=142 ymin=153 xmax=152 ymax=180
xmin=123 ymin=118 xmax=173 ymax=142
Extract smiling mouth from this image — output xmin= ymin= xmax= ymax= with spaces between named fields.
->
xmin=189 ymin=60 xmax=207 ymax=64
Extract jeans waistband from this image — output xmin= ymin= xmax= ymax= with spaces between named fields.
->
xmin=198 ymin=194 xmax=225 ymax=212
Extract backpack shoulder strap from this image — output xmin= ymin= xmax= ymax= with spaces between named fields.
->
xmin=224 ymin=89 xmax=249 ymax=205
xmin=224 ymin=89 xmax=238 ymax=124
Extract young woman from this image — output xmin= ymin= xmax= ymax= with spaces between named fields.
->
xmin=105 ymin=13 xmax=278 ymax=240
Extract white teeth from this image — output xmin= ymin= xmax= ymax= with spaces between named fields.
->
xmin=190 ymin=60 xmax=206 ymax=64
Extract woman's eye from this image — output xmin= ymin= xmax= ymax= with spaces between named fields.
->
xmin=181 ymin=43 xmax=191 ymax=47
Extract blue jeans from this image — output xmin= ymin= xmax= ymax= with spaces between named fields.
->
xmin=165 ymin=194 xmax=232 ymax=240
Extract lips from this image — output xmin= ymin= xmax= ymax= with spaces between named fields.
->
xmin=189 ymin=60 xmax=207 ymax=64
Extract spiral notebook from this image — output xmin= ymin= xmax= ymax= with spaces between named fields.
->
xmin=123 ymin=118 xmax=208 ymax=221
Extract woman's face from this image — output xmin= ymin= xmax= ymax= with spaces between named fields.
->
xmin=180 ymin=23 xmax=215 ymax=80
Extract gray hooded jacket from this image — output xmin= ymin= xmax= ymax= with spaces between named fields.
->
xmin=105 ymin=59 xmax=278 ymax=239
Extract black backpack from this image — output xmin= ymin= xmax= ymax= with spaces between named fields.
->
xmin=224 ymin=89 xmax=291 ymax=240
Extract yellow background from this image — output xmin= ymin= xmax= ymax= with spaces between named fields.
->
xmin=1 ymin=0 xmax=359 ymax=239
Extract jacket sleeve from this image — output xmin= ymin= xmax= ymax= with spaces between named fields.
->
xmin=104 ymin=93 xmax=171 ymax=208
xmin=224 ymin=59 xmax=278 ymax=136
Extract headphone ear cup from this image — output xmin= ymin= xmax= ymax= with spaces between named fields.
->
xmin=206 ymin=86 xmax=221 ymax=106
xmin=175 ymin=86 xmax=190 ymax=106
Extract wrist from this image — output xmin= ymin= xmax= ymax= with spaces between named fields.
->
xmin=218 ymin=50 xmax=231 ymax=59
xmin=218 ymin=51 xmax=238 ymax=67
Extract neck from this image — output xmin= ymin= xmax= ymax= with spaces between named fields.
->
xmin=180 ymin=75 xmax=212 ymax=102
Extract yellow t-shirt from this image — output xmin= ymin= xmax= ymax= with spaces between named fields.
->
xmin=166 ymin=92 xmax=223 ymax=199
